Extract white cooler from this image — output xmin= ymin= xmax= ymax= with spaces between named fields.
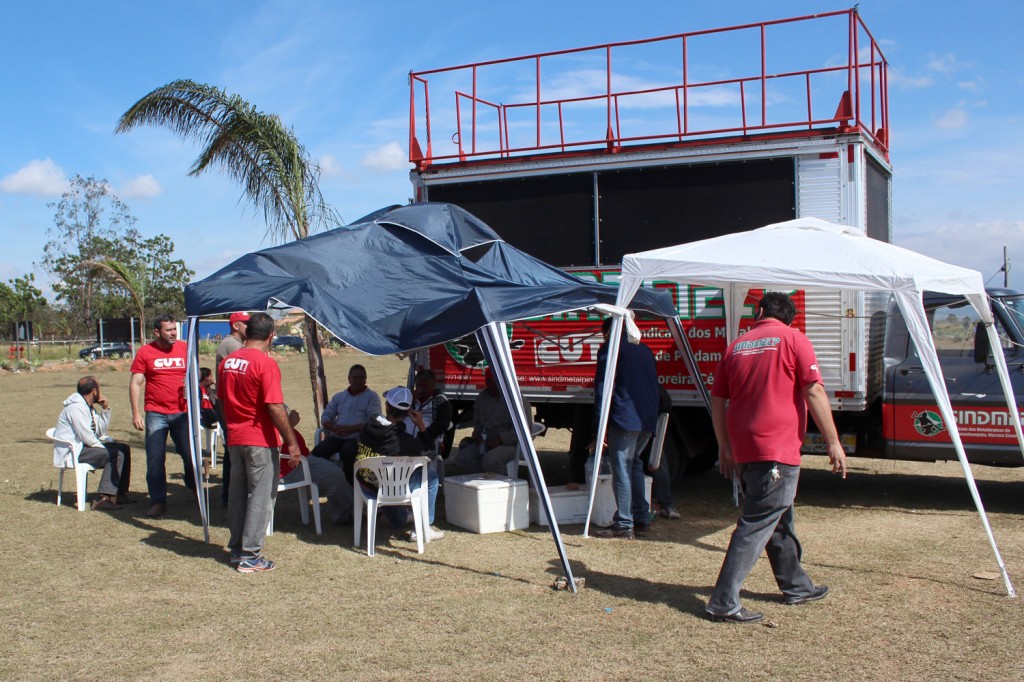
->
xmin=528 ymin=485 xmax=590 ymax=526
xmin=444 ymin=474 xmax=529 ymax=533
xmin=589 ymin=474 xmax=653 ymax=528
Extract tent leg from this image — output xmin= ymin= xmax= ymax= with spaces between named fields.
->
xmin=478 ymin=323 xmax=579 ymax=593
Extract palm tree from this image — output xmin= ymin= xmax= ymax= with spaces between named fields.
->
xmin=116 ymin=79 xmax=337 ymax=416
xmin=83 ymin=257 xmax=149 ymax=339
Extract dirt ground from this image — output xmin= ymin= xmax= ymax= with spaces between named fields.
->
xmin=2 ymin=350 xmax=1023 ymax=680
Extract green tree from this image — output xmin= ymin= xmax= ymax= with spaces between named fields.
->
xmin=117 ymin=79 xmax=338 ymax=416
xmin=40 ymin=175 xmax=136 ymax=332
xmin=0 ymin=274 xmax=48 ymax=336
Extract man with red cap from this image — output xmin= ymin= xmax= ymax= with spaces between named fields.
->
xmin=215 ymin=312 xmax=249 ymax=506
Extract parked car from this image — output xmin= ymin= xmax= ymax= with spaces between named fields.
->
xmin=79 ymin=341 xmax=134 ymax=360
xmin=271 ymin=335 xmax=305 ymax=352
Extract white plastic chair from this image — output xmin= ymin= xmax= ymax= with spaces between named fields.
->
xmin=47 ymin=427 xmax=97 ymax=512
xmin=353 ymin=456 xmax=430 ymax=556
xmin=506 ymin=421 xmax=548 ymax=480
xmin=267 ymin=457 xmax=322 ymax=536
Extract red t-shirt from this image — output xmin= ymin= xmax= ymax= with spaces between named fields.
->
xmin=279 ymin=430 xmax=310 ymax=479
xmin=130 ymin=340 xmax=188 ymax=414
xmin=217 ymin=348 xmax=285 ymax=448
xmin=200 ymin=385 xmax=214 ymax=411
xmin=711 ymin=318 xmax=822 ymax=466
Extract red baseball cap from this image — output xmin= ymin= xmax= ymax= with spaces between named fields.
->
xmin=229 ymin=312 xmax=250 ymax=325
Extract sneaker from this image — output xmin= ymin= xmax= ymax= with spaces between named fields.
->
xmin=236 ymin=556 xmax=276 ymax=573
xmin=409 ymin=526 xmax=445 ymax=542
xmin=658 ymin=506 xmax=681 ymax=520
xmin=227 ymin=554 xmax=242 ymax=566
xmin=146 ymin=502 xmax=167 ymax=518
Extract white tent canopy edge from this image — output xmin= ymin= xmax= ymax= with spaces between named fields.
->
xmin=602 ymin=217 xmax=1020 ymax=597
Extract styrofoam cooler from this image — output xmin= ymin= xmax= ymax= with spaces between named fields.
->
xmin=590 ymin=474 xmax=653 ymax=528
xmin=444 ymin=474 xmax=529 ymax=533
xmin=528 ymin=485 xmax=590 ymax=526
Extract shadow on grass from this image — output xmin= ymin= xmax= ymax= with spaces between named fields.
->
xmin=544 ymin=558 xmax=715 ymax=617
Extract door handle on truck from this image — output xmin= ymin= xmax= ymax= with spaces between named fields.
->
xmin=899 ymin=367 xmax=924 ymax=376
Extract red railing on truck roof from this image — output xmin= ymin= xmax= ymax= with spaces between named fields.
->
xmin=409 ymin=8 xmax=888 ymax=169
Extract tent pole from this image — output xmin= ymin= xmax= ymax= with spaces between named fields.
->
xmin=667 ymin=316 xmax=710 ymax=412
xmin=584 ymin=314 xmax=625 ymax=536
xmin=478 ymin=322 xmax=578 ymax=593
xmin=895 ymin=293 xmax=1015 ymax=596
xmin=185 ymin=316 xmax=210 ymax=543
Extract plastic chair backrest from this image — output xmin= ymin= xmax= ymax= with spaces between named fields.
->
xmin=357 ymin=456 xmax=429 ymax=503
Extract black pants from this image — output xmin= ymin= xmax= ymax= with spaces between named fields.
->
xmin=78 ymin=442 xmax=131 ymax=497
xmin=310 ymin=437 xmax=359 ymax=485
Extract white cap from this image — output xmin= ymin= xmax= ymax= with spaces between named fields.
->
xmin=384 ymin=386 xmax=413 ymax=411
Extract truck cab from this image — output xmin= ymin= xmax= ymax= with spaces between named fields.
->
xmin=881 ymin=289 xmax=1024 ymax=465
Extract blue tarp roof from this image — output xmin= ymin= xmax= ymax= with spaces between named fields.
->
xmin=184 ymin=203 xmax=676 ymax=355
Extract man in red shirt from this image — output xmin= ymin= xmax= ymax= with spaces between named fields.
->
xmin=706 ymin=292 xmax=847 ymax=624
xmin=218 ymin=312 xmax=300 ymax=573
xmin=129 ymin=314 xmax=195 ymax=518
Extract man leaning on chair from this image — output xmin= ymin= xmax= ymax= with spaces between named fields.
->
xmin=53 ymin=375 xmax=134 ymax=510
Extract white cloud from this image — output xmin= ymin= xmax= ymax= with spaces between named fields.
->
xmin=897 ymin=220 xmax=1024 ymax=283
xmin=319 ymin=154 xmax=343 ymax=177
xmin=360 ymin=142 xmax=408 ymax=173
xmin=888 ymin=68 xmax=934 ymax=90
xmin=0 ymin=158 xmax=69 ymax=196
xmin=935 ymin=108 xmax=968 ymax=130
xmin=118 ymin=174 xmax=162 ymax=199
xmin=927 ymin=52 xmax=964 ymax=76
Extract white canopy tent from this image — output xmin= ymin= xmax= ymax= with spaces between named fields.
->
xmin=595 ymin=217 xmax=1021 ymax=596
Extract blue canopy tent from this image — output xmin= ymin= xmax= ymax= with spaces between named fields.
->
xmin=182 ymin=202 xmax=676 ymax=590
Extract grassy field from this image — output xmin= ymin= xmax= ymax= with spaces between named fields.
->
xmin=2 ymin=350 xmax=1023 ymax=680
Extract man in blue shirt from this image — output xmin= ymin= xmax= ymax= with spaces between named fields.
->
xmin=592 ymin=317 xmax=659 ymax=539
xmin=310 ymin=364 xmax=381 ymax=483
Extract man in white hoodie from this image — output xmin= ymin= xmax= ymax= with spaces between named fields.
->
xmin=53 ymin=376 xmax=132 ymax=511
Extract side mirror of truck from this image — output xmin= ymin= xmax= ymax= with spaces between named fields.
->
xmin=973 ymin=322 xmax=990 ymax=364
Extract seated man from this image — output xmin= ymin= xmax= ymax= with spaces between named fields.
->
xmin=453 ymin=369 xmax=532 ymax=475
xmin=310 ymin=364 xmax=381 ymax=481
xmin=53 ymin=375 xmax=133 ymax=510
xmin=404 ymin=368 xmax=453 ymax=456
xmin=355 ymin=386 xmax=443 ymax=542
xmin=279 ymin=407 xmax=353 ymax=526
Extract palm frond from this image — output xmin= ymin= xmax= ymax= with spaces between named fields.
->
xmin=117 ymin=79 xmax=336 ymax=241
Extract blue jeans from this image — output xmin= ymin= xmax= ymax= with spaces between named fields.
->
xmin=144 ymin=411 xmax=195 ymax=503
xmin=377 ymin=467 xmax=439 ymax=528
xmin=707 ymin=462 xmax=815 ymax=616
xmin=607 ymin=427 xmax=652 ymax=531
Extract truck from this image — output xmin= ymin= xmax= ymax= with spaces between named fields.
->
xmin=406 ymin=9 xmax=1024 ymax=480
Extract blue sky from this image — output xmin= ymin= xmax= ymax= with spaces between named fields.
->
xmin=2 ymin=0 xmax=1022 ymax=297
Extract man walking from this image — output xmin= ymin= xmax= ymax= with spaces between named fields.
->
xmin=53 ymin=376 xmax=133 ymax=510
xmin=591 ymin=316 xmax=659 ymax=540
xmin=129 ymin=313 xmax=194 ymax=518
xmin=706 ymin=292 xmax=847 ymax=623
xmin=215 ymin=311 xmax=249 ymax=506
xmin=218 ymin=312 xmax=300 ymax=573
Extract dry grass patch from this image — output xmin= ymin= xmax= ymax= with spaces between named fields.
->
xmin=2 ymin=352 xmax=1023 ymax=680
